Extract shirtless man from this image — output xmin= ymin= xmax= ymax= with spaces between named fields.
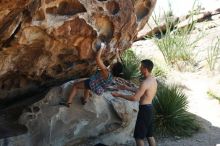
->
xmin=112 ymin=59 xmax=157 ymax=146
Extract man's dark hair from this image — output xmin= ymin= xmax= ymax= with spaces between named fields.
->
xmin=141 ymin=59 xmax=154 ymax=72
xmin=111 ymin=62 xmax=123 ymax=77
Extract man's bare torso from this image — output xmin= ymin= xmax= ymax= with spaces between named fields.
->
xmin=139 ymin=76 xmax=157 ymax=105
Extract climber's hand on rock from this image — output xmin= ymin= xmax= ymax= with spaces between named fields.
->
xmin=100 ymin=42 xmax=106 ymax=49
xmin=117 ymin=85 xmax=128 ymax=90
xmin=96 ymin=42 xmax=106 ymax=53
xmin=111 ymin=92 xmax=121 ymax=97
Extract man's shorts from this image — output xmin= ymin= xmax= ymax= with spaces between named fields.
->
xmin=84 ymin=79 xmax=91 ymax=90
xmin=134 ymin=104 xmax=153 ymax=139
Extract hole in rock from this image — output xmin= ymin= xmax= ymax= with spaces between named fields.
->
xmin=33 ymin=106 xmax=40 ymax=113
xmin=98 ymin=7 xmax=104 ymax=11
xmin=135 ymin=1 xmax=151 ymax=21
xmin=51 ymin=65 xmax=63 ymax=74
xmin=94 ymin=16 xmax=114 ymax=42
xmin=46 ymin=0 xmax=86 ymax=15
xmin=106 ymin=1 xmax=120 ymax=15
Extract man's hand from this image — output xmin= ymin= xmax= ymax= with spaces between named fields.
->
xmin=96 ymin=42 xmax=109 ymax=79
xmin=117 ymin=85 xmax=136 ymax=92
xmin=100 ymin=42 xmax=106 ymax=49
xmin=97 ymin=43 xmax=106 ymax=55
xmin=97 ymin=43 xmax=106 ymax=54
xmin=111 ymin=92 xmax=121 ymax=97
xmin=117 ymin=85 xmax=128 ymax=90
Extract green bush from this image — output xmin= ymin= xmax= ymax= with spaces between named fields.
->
xmin=153 ymin=84 xmax=200 ymax=137
xmin=207 ymin=89 xmax=220 ymax=102
xmin=155 ymin=30 xmax=193 ymax=65
xmin=207 ymin=37 xmax=220 ymax=71
xmin=152 ymin=63 xmax=167 ymax=79
xmin=154 ymin=18 xmax=200 ymax=67
xmin=121 ymin=49 xmax=140 ymax=80
xmin=152 ymin=2 xmax=203 ymax=69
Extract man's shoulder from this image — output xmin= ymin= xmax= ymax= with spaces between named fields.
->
xmin=142 ymin=76 xmax=157 ymax=86
xmin=144 ymin=75 xmax=156 ymax=82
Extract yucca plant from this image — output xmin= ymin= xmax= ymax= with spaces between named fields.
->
xmin=121 ymin=49 xmax=140 ymax=80
xmin=153 ymin=84 xmax=200 ymax=137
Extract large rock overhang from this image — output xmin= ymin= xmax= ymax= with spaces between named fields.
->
xmin=0 ymin=0 xmax=157 ymax=108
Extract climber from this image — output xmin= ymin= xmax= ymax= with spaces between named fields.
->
xmin=60 ymin=42 xmax=123 ymax=107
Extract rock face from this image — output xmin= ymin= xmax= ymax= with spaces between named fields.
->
xmin=0 ymin=79 xmax=139 ymax=146
xmin=0 ymin=0 xmax=156 ymax=102
xmin=0 ymin=0 xmax=156 ymax=143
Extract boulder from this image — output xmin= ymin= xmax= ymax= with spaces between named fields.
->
xmin=0 ymin=79 xmax=139 ymax=146
xmin=0 ymin=0 xmax=157 ymax=143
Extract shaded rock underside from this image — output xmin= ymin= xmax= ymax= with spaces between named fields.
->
xmin=0 ymin=0 xmax=156 ymax=105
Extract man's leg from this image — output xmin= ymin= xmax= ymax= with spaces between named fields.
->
xmin=80 ymin=88 xmax=90 ymax=105
xmin=67 ymin=81 xmax=85 ymax=106
xmin=135 ymin=139 xmax=144 ymax=146
xmin=134 ymin=106 xmax=147 ymax=146
xmin=147 ymin=137 xmax=156 ymax=146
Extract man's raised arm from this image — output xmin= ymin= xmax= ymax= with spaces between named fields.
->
xmin=96 ymin=43 xmax=109 ymax=79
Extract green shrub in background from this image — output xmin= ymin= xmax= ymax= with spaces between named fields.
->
xmin=207 ymin=37 xmax=220 ymax=71
xmin=207 ymin=89 xmax=220 ymax=102
xmin=152 ymin=63 xmax=167 ymax=79
xmin=153 ymin=83 xmax=200 ymax=137
xmin=152 ymin=1 xmax=203 ymax=69
xmin=121 ymin=49 xmax=140 ymax=80
xmin=155 ymin=29 xmax=193 ymax=65
xmin=153 ymin=16 xmax=201 ymax=67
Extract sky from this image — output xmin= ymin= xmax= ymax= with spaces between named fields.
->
xmin=154 ymin=0 xmax=220 ymax=17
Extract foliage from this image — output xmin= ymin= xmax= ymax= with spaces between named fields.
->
xmin=206 ymin=37 xmax=220 ymax=71
xmin=153 ymin=83 xmax=200 ymax=136
xmin=153 ymin=18 xmax=200 ymax=67
xmin=152 ymin=63 xmax=167 ymax=79
xmin=121 ymin=49 xmax=140 ymax=80
xmin=207 ymin=89 xmax=220 ymax=102
xmin=152 ymin=1 xmax=203 ymax=69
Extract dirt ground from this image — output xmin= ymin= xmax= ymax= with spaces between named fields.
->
xmin=157 ymin=71 xmax=220 ymax=146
